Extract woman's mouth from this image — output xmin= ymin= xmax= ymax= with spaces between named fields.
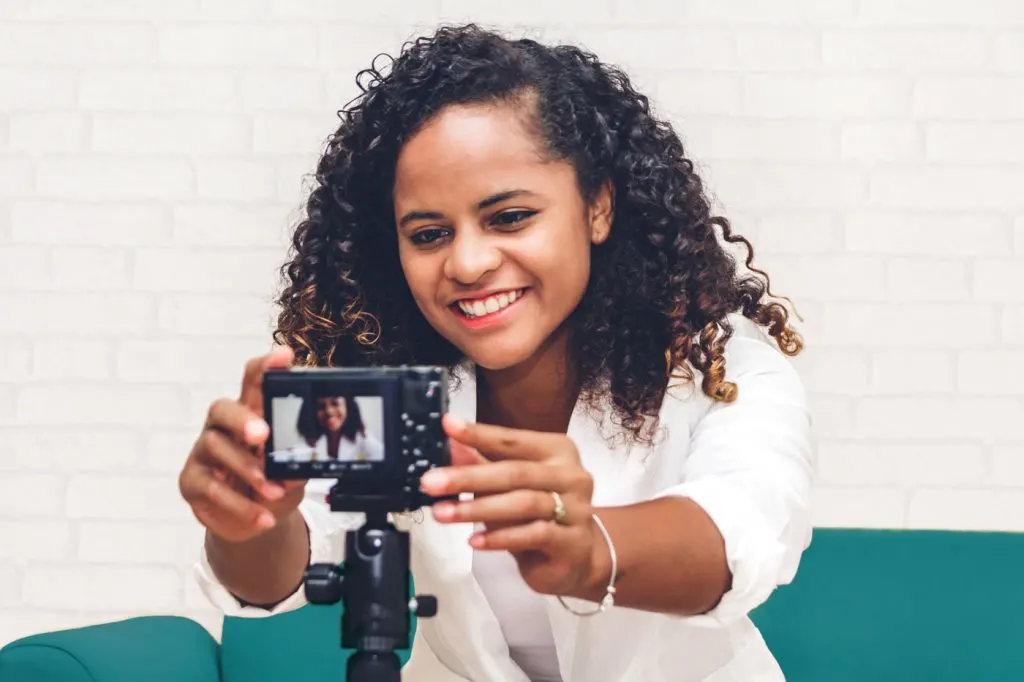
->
xmin=452 ymin=288 xmax=527 ymax=322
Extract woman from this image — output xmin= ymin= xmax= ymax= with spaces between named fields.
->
xmin=179 ymin=24 xmax=813 ymax=682
xmin=299 ymin=395 xmax=384 ymax=462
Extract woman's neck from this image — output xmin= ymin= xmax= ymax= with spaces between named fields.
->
xmin=475 ymin=328 xmax=579 ymax=434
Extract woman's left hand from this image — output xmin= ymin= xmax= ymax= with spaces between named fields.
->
xmin=419 ymin=414 xmax=600 ymax=598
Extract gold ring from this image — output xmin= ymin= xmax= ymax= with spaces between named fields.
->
xmin=550 ymin=491 xmax=569 ymax=525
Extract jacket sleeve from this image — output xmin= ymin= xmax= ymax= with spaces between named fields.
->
xmin=655 ymin=321 xmax=815 ymax=628
xmin=191 ymin=493 xmax=359 ymax=618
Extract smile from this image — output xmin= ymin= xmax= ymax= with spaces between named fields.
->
xmin=453 ymin=288 xmax=526 ymax=321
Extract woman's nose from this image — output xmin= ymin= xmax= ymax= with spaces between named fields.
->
xmin=443 ymin=230 xmax=502 ymax=284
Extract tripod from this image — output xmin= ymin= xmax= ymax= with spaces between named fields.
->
xmin=304 ymin=485 xmax=438 ymax=682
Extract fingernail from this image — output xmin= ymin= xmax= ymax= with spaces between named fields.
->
xmin=445 ymin=414 xmax=466 ymax=431
xmin=262 ymin=483 xmax=284 ymax=500
xmin=245 ymin=419 xmax=268 ymax=442
xmin=257 ymin=512 xmax=276 ymax=529
xmin=469 ymin=532 xmax=486 ymax=549
xmin=432 ymin=503 xmax=454 ymax=521
xmin=420 ymin=470 xmax=447 ymax=492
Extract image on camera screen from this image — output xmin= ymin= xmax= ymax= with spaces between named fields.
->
xmin=268 ymin=393 xmax=385 ymax=464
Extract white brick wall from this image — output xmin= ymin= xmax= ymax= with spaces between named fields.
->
xmin=1 ymin=0 xmax=1022 ymax=649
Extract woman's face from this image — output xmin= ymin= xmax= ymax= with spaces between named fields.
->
xmin=316 ymin=397 xmax=347 ymax=433
xmin=393 ymin=101 xmax=612 ymax=371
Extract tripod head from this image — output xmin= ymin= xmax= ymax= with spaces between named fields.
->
xmin=303 ymin=484 xmax=438 ymax=682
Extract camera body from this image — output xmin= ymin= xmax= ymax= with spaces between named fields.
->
xmin=263 ymin=365 xmax=455 ymax=513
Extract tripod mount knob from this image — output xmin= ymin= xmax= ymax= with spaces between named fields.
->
xmin=409 ymin=594 xmax=438 ymax=618
xmin=304 ymin=563 xmax=344 ymax=605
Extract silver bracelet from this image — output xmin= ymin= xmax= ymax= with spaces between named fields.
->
xmin=557 ymin=512 xmax=617 ymax=616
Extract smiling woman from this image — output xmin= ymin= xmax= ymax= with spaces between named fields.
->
xmin=181 ymin=22 xmax=813 ymax=682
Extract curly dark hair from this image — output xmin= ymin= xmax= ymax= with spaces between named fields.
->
xmin=273 ymin=23 xmax=803 ymax=445
xmin=297 ymin=395 xmax=366 ymax=450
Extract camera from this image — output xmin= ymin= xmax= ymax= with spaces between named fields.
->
xmin=262 ymin=365 xmax=455 ymax=514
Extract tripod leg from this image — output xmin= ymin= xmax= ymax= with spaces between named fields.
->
xmin=347 ymin=650 xmax=401 ymax=682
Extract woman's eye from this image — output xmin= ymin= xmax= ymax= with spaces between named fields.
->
xmin=410 ymin=227 xmax=450 ymax=246
xmin=491 ymin=210 xmax=536 ymax=228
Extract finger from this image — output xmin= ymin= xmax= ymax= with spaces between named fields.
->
xmin=205 ymin=399 xmax=269 ymax=448
xmin=471 ymin=520 xmax=562 ymax=553
xmin=195 ymin=429 xmax=284 ymax=501
xmin=420 ymin=460 xmax=573 ymax=497
xmin=448 ymin=439 xmax=488 ymax=467
xmin=432 ymin=489 xmax=561 ymax=526
xmin=443 ymin=415 xmax=553 ymax=461
xmin=239 ymin=345 xmax=295 ymax=412
xmin=181 ymin=464 xmax=275 ymax=530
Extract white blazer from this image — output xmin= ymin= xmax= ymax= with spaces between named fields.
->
xmin=195 ymin=315 xmax=815 ymax=682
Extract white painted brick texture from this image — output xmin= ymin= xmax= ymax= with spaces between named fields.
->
xmin=1 ymin=0 xmax=1022 ymax=649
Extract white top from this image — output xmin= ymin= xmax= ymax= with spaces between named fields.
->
xmin=472 ymin=525 xmax=563 ymax=682
xmin=272 ymin=432 xmax=385 ymax=463
xmin=194 ymin=314 xmax=815 ymax=682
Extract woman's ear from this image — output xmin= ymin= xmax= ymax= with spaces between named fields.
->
xmin=589 ymin=180 xmax=614 ymax=245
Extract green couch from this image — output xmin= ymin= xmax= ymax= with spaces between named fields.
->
xmin=2 ymin=529 xmax=1023 ymax=681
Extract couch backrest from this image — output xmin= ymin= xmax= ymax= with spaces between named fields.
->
xmin=750 ymin=528 xmax=1024 ymax=681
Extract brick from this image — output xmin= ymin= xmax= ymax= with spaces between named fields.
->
xmin=681 ymin=119 xmax=839 ymax=162
xmin=958 ymin=351 xmax=1024 ymax=395
xmin=22 ymin=565 xmax=181 ymax=611
xmin=67 ymin=474 xmax=192 ymax=520
xmin=1004 ymin=306 xmax=1024 ymax=343
xmin=735 ymin=29 xmax=819 ymax=71
xmin=679 ymin=0 xmax=856 ymax=23
xmin=817 ymin=440 xmax=985 ymax=487
xmin=134 ymin=248 xmax=282 ymax=295
xmin=11 ymin=202 xmax=170 ymax=245
xmin=78 ymin=521 xmax=205 ymax=565
xmin=276 ymin=155 xmax=319 ymax=204
xmin=172 ymin=204 xmax=292 ymax=246
xmin=991 ymin=446 xmax=1024 ymax=486
xmin=886 ymin=258 xmax=969 ymax=301
xmin=195 ymin=159 xmax=277 ymax=201
xmin=116 ymin=339 xmax=272 ymax=383
xmin=822 ymin=304 xmax=998 ymax=348
xmin=0 ymin=565 xmax=20 ymax=607
xmin=974 ymin=259 xmax=1024 ymax=302
xmin=17 ymin=386 xmax=186 ymax=427
xmin=652 ymin=74 xmax=742 ymax=117
xmin=744 ymin=75 xmax=909 ymax=118
xmin=25 ymin=0 xmax=201 ymax=19
xmin=0 ymin=246 xmax=48 ymax=289
xmin=571 ymin=28 xmax=734 ymax=72
xmin=185 ymin=383 xmax=247 ymax=428
xmin=855 ymin=397 xmax=1024 ymax=442
xmin=253 ymin=114 xmax=334 ymax=156
xmin=316 ymin=24 xmax=414 ymax=75
xmin=0 ymin=521 xmax=71 ymax=561
xmin=754 ymin=255 xmax=885 ymax=301
xmin=707 ymin=163 xmax=865 ymax=209
xmin=907 ymin=490 xmax=1024 ymax=532
xmin=146 ymin=429 xmax=202 ymax=474
xmin=858 ymin=0 xmax=1024 ymax=26
xmin=80 ymin=68 xmax=237 ymax=112
xmin=0 ymin=387 xmax=13 ymax=427
xmin=870 ymin=168 xmax=1024 ymax=210
xmin=914 ymin=77 xmax=1024 ymax=120
xmin=0 ymin=474 xmax=64 ymax=518
xmin=32 ymin=338 xmax=113 ymax=381
xmin=841 ymin=123 xmax=920 ymax=162
xmin=0 ymin=68 xmax=76 ymax=109
xmin=789 ymin=347 xmax=869 ymax=394
xmin=51 ymin=247 xmax=129 ymax=291
xmin=0 ymin=339 xmax=31 ymax=382
xmin=157 ymin=294 xmax=276 ymax=337
xmin=822 ymin=29 xmax=987 ymax=71
xmin=36 ymin=158 xmax=193 ymax=201
xmin=9 ymin=113 xmax=87 ymax=152
xmin=806 ymin=394 xmax=857 ymax=438
xmin=441 ymin=0 xmax=608 ymax=23
xmin=845 ymin=212 xmax=1009 ymax=255
xmin=1016 ymin=218 xmax=1024 ymax=253
xmin=0 ymin=427 xmax=139 ymax=472
xmin=811 ymin=487 xmax=907 ymax=529
xmin=0 ymin=156 xmax=32 ymax=197
xmin=871 ymin=350 xmax=955 ymax=394
xmin=0 ymin=293 xmax=154 ymax=334
xmin=240 ymin=69 xmax=325 ymax=112
xmin=994 ymin=32 xmax=1024 ymax=71
xmin=159 ymin=26 xmax=318 ymax=67
xmin=926 ymin=123 xmax=1024 ymax=163
xmin=0 ymin=24 xmax=153 ymax=66
xmin=755 ymin=212 xmax=842 ymax=253
xmin=92 ymin=114 xmax=250 ymax=155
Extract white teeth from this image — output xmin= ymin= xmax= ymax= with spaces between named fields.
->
xmin=457 ymin=289 xmax=524 ymax=319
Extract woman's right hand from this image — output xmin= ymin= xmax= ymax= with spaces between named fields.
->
xmin=179 ymin=345 xmax=308 ymax=544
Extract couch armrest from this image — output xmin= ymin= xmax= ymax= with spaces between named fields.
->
xmin=0 ymin=615 xmax=222 ymax=682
